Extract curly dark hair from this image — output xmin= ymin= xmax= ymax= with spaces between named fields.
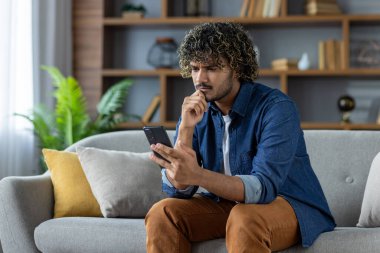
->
xmin=178 ymin=22 xmax=259 ymax=82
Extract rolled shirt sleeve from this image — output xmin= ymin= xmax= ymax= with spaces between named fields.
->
xmin=236 ymin=175 xmax=262 ymax=204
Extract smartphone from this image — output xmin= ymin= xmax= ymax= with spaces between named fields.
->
xmin=143 ymin=126 xmax=173 ymax=163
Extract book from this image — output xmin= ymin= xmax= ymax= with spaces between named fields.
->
xmin=272 ymin=65 xmax=298 ymax=71
xmin=306 ymin=4 xmax=341 ymax=12
xmin=335 ymin=40 xmax=341 ymax=70
xmin=271 ymin=58 xmax=298 ymax=70
xmin=325 ymin=39 xmax=336 ymax=70
xmin=306 ymin=0 xmax=337 ymax=4
xmin=240 ymin=0 xmax=250 ymax=17
xmin=271 ymin=58 xmax=298 ymax=66
xmin=318 ymin=41 xmax=326 ymax=70
xmin=248 ymin=0 xmax=257 ymax=17
xmin=307 ymin=2 xmax=340 ymax=8
xmin=254 ymin=0 xmax=265 ymax=18
xmin=142 ymin=95 xmax=161 ymax=123
xmin=263 ymin=0 xmax=272 ymax=17
xmin=306 ymin=2 xmax=341 ymax=15
xmin=269 ymin=0 xmax=282 ymax=18
xmin=339 ymin=41 xmax=345 ymax=70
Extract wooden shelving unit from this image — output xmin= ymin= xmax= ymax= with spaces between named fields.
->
xmin=73 ymin=0 xmax=380 ymax=130
xmin=102 ymin=14 xmax=380 ymax=26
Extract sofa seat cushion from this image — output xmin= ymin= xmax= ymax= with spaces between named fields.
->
xmin=35 ymin=219 xmax=380 ymax=253
xmin=280 ymin=227 xmax=380 ymax=253
xmin=34 ymin=217 xmax=147 ymax=253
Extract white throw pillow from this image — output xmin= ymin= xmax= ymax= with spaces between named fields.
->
xmin=357 ymin=152 xmax=380 ymax=227
xmin=76 ymin=146 xmax=166 ymax=218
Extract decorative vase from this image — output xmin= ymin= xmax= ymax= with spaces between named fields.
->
xmin=298 ymin=52 xmax=310 ymax=70
xmin=147 ymin=37 xmax=178 ymax=69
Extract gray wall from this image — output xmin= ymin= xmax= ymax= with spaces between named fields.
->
xmin=109 ymin=0 xmax=380 ymax=124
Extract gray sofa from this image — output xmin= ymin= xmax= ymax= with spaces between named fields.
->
xmin=1 ymin=130 xmax=380 ymax=253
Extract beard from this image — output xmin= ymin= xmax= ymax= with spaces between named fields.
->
xmin=208 ymin=82 xmax=233 ymax=102
xmin=196 ymin=76 xmax=234 ymax=102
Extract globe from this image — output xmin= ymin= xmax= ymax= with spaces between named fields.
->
xmin=337 ymin=95 xmax=355 ymax=123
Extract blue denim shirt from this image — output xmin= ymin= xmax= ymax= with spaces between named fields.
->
xmin=162 ymin=82 xmax=336 ymax=247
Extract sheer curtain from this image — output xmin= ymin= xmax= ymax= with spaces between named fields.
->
xmin=0 ymin=0 xmax=37 ymax=178
xmin=0 ymin=0 xmax=72 ymax=179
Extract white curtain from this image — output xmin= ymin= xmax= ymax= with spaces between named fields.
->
xmin=0 ymin=0 xmax=72 ymax=179
xmin=33 ymin=0 xmax=72 ymax=110
xmin=0 ymin=0 xmax=36 ymax=178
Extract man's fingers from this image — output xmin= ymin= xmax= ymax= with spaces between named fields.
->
xmin=151 ymin=144 xmax=180 ymax=159
xmin=194 ymin=91 xmax=208 ymax=111
xmin=183 ymin=97 xmax=207 ymax=115
xmin=149 ymin=153 xmax=171 ymax=168
xmin=195 ymin=90 xmax=205 ymax=99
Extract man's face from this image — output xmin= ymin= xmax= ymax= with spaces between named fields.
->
xmin=190 ymin=58 xmax=237 ymax=102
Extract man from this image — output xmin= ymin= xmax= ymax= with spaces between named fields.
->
xmin=145 ymin=22 xmax=335 ymax=253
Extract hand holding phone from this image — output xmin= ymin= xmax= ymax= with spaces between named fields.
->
xmin=143 ymin=126 xmax=173 ymax=163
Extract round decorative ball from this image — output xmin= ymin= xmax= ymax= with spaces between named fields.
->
xmin=337 ymin=95 xmax=355 ymax=112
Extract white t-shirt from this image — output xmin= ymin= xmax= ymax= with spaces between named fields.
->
xmin=222 ymin=115 xmax=232 ymax=176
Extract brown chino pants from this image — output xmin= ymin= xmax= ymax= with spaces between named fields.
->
xmin=145 ymin=195 xmax=300 ymax=253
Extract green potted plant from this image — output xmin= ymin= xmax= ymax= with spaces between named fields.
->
xmin=121 ymin=3 xmax=146 ymax=18
xmin=16 ymin=66 xmax=139 ymax=171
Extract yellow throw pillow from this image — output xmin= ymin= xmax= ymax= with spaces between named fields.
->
xmin=42 ymin=149 xmax=102 ymax=218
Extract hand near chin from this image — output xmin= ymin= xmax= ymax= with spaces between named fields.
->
xmin=181 ymin=90 xmax=208 ymax=128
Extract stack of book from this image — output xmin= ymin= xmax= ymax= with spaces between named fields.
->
xmin=318 ymin=40 xmax=344 ymax=70
xmin=305 ymin=0 xmax=342 ymax=16
xmin=271 ymin=58 xmax=299 ymax=71
xmin=240 ymin=0 xmax=283 ymax=18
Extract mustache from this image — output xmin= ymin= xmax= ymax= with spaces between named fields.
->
xmin=195 ymin=83 xmax=212 ymax=90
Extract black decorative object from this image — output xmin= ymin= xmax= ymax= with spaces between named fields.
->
xmin=147 ymin=37 xmax=178 ymax=69
xmin=121 ymin=3 xmax=146 ymax=18
xmin=337 ymin=95 xmax=355 ymax=123
xmin=184 ymin=0 xmax=211 ymax=17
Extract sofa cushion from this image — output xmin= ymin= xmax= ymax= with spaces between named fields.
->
xmin=357 ymin=152 xmax=380 ymax=227
xmin=303 ymin=130 xmax=380 ymax=227
xmin=34 ymin=217 xmax=147 ymax=253
xmin=279 ymin=227 xmax=380 ymax=253
xmin=77 ymin=147 xmax=166 ymax=218
xmin=34 ymin=218 xmax=380 ymax=253
xmin=42 ymin=149 xmax=102 ymax=218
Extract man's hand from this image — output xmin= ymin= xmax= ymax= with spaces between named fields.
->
xmin=150 ymin=141 xmax=202 ymax=187
xmin=150 ymin=141 xmax=245 ymax=202
xmin=180 ymin=90 xmax=208 ymax=129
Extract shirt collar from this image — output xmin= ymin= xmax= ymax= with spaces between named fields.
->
xmin=208 ymin=82 xmax=254 ymax=117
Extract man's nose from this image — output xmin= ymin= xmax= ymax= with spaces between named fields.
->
xmin=196 ymin=69 xmax=208 ymax=83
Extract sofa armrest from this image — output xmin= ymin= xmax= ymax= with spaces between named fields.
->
xmin=0 ymin=173 xmax=53 ymax=253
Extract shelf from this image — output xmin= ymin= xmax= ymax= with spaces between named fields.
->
xmin=103 ymin=14 xmax=380 ymax=26
xmin=73 ymin=0 xmax=380 ymax=130
xmin=102 ymin=68 xmax=380 ymax=77
xmin=301 ymin=122 xmax=380 ymax=130
xmin=102 ymin=69 xmax=180 ymax=77
xmin=280 ymin=68 xmax=380 ymax=76
xmin=117 ymin=121 xmax=177 ymax=129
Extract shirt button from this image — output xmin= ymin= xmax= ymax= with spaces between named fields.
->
xmin=345 ymin=177 xmax=354 ymax=184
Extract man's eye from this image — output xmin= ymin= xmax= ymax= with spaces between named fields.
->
xmin=191 ymin=68 xmax=199 ymax=72
xmin=207 ymin=67 xmax=217 ymax=71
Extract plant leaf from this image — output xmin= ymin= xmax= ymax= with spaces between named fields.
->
xmin=46 ymin=68 xmax=90 ymax=146
xmin=97 ymin=79 xmax=133 ymax=116
xmin=15 ymin=105 xmax=62 ymax=150
xmin=41 ymin=66 xmax=66 ymax=88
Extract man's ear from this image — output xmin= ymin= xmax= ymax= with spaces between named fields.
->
xmin=232 ymin=70 xmax=239 ymax=82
